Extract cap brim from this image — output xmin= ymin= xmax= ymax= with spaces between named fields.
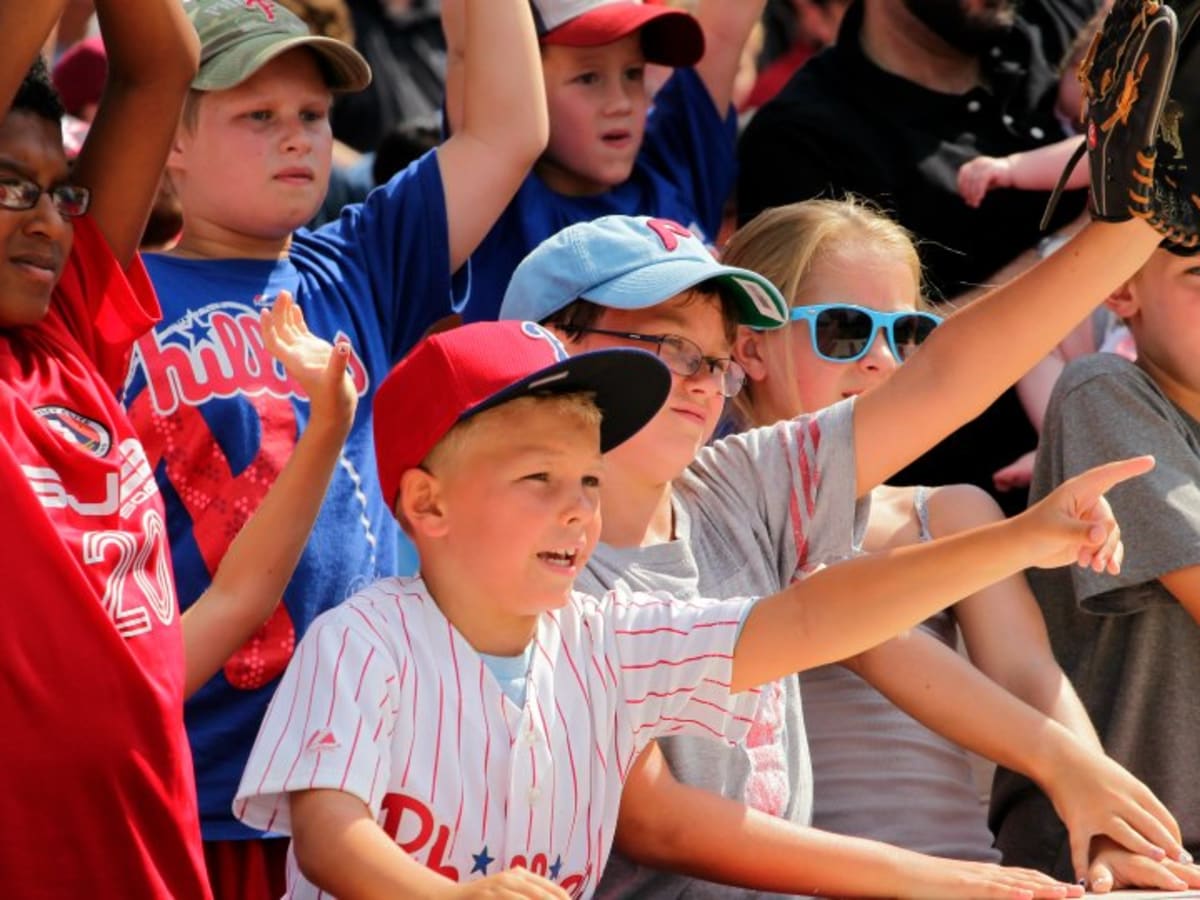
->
xmin=541 ymin=6 xmax=705 ymax=68
xmin=465 ymin=347 xmax=670 ymax=453
xmin=582 ymin=258 xmax=790 ymax=329
xmin=194 ymin=34 xmax=372 ymax=93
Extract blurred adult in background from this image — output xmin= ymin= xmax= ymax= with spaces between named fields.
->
xmin=333 ymin=0 xmax=446 ymax=153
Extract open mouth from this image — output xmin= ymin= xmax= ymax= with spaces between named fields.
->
xmin=537 ymin=548 xmax=580 ymax=569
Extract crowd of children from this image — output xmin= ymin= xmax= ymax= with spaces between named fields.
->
xmin=5 ymin=1 xmax=1200 ymax=899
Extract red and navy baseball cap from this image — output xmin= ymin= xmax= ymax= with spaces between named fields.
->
xmin=374 ymin=320 xmax=670 ymax=509
xmin=531 ymin=0 xmax=705 ymax=68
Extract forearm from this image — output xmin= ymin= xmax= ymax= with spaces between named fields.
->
xmin=851 ymin=633 xmax=1088 ymax=782
xmin=0 ymin=1 xmax=69 ymax=112
xmin=1009 ymin=137 xmax=1088 ymax=192
xmin=621 ymin=786 xmax=929 ymax=897
xmin=92 ymin=0 xmax=196 ymax=88
xmin=693 ymin=0 xmax=766 ymax=112
xmin=733 ymin=516 xmax=1037 ymax=691
xmin=857 ymin=218 xmax=1158 ymax=490
xmin=291 ymin=789 xmax=456 ymax=900
xmin=457 ymin=0 xmax=545 ymax=166
xmin=182 ymin=419 xmax=348 ymax=697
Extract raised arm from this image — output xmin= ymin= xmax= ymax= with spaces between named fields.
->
xmin=851 ymin=218 xmax=1161 ymax=496
xmin=182 ymin=294 xmax=356 ymax=697
xmin=71 ymin=0 xmax=197 ymax=266
xmin=615 ymin=741 xmax=1083 ymax=898
xmin=692 ymin=0 xmax=767 ymax=113
xmin=437 ymin=0 xmax=548 ymax=272
xmin=0 ymin=1 xmax=68 ymax=113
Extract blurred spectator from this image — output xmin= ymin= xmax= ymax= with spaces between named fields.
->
xmin=743 ymin=0 xmax=849 ymax=111
xmin=333 ymin=0 xmax=446 ymax=153
xmin=737 ymin=0 xmax=1101 ymax=517
xmin=51 ymin=33 xmax=105 ymax=120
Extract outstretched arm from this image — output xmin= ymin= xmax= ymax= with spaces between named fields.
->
xmin=437 ymin=0 xmax=548 ymax=272
xmin=850 ymin=632 xmax=1183 ymax=881
xmin=851 ymin=219 xmax=1161 ymax=496
xmin=958 ymin=137 xmax=1089 ymax=208
xmin=614 ymin=741 xmax=1083 ymax=899
xmin=732 ymin=454 xmax=1152 ymax=693
xmin=182 ymin=294 xmax=356 ymax=697
xmin=72 ymin=0 xmax=198 ymax=266
xmin=692 ymin=0 xmax=767 ymax=113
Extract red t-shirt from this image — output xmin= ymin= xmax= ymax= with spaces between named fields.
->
xmin=0 ymin=216 xmax=209 ymax=899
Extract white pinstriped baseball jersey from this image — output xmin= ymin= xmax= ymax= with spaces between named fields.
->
xmin=234 ymin=575 xmax=761 ymax=898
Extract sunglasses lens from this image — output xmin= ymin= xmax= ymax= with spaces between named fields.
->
xmin=892 ymin=315 xmax=939 ymax=361
xmin=814 ymin=307 xmax=874 ymax=360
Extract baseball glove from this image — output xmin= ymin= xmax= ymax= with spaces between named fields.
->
xmin=1041 ymin=0 xmax=1178 ymax=231
xmin=1145 ymin=2 xmax=1200 ymax=251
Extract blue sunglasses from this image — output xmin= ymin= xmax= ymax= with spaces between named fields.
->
xmin=789 ymin=304 xmax=942 ymax=363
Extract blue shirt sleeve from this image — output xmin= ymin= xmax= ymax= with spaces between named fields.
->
xmin=302 ymin=149 xmax=452 ymax=361
xmin=638 ymin=68 xmax=738 ymax=240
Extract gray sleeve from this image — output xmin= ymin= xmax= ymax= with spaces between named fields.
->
xmin=688 ymin=400 xmax=863 ymax=584
xmin=1040 ymin=358 xmax=1200 ymax=613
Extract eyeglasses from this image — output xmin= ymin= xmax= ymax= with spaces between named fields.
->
xmin=0 ymin=176 xmax=91 ymax=218
xmin=789 ymin=304 xmax=941 ymax=363
xmin=576 ymin=327 xmax=747 ymax=397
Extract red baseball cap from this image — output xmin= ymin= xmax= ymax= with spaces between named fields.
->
xmin=532 ymin=0 xmax=705 ymax=68
xmin=373 ymin=321 xmax=670 ymax=510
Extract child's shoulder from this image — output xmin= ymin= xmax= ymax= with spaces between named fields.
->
xmin=1054 ymin=352 xmax=1167 ymax=414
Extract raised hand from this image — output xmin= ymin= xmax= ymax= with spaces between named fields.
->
xmin=957 ymin=155 xmax=1014 ymax=208
xmin=1019 ymin=455 xmax=1155 ymax=573
xmin=260 ymin=290 xmax=358 ymax=437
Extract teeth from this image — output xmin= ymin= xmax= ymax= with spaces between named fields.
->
xmin=540 ymin=549 xmax=577 ymax=564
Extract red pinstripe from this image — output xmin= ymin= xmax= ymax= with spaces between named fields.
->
xmin=446 ymin=619 xmax=465 ymax=854
xmin=430 ymin=678 xmax=445 ymax=804
xmin=309 ymin=628 xmax=349 ymax=788
xmin=621 ymin=651 xmax=733 ymax=670
xmin=478 ymin=659 xmax=492 ymax=841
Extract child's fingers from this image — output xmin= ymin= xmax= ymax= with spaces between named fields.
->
xmin=324 ymin=340 xmax=351 ymax=382
xmin=1064 ymin=455 xmax=1155 ymax=508
xmin=1086 ymin=859 xmax=1116 ymax=894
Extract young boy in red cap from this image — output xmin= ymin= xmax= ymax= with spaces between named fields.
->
xmin=234 ymin=318 xmax=1150 ymax=899
xmin=443 ymin=0 xmax=764 ymax=320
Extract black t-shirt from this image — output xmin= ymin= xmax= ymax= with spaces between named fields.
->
xmin=736 ymin=0 xmax=1099 ymax=514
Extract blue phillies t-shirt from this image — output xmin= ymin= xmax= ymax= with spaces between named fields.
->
xmin=122 ymin=150 xmax=450 ymax=840
xmin=456 ymin=68 xmax=736 ymax=322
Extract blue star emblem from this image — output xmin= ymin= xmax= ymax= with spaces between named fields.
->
xmin=470 ymin=846 xmax=494 ymax=876
xmin=180 ymin=311 xmax=212 ymax=349
xmin=548 ymin=854 xmax=563 ymax=880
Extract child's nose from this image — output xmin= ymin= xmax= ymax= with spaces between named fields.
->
xmin=858 ymin=328 xmax=898 ymax=371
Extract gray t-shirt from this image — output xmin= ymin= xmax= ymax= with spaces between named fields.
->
xmin=803 ymin=487 xmax=1000 ymax=861
xmin=589 ymin=400 xmax=866 ymax=899
xmin=989 ymin=354 xmax=1200 ymax=876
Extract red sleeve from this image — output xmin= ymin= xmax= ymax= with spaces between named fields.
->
xmin=50 ymin=215 xmax=161 ymax=394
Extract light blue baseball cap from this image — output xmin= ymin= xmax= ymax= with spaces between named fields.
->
xmin=499 ymin=215 xmax=790 ymax=330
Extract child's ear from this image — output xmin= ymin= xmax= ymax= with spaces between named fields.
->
xmin=733 ymin=325 xmax=769 ymax=382
xmin=398 ymin=468 xmax=450 ymax=538
xmin=1105 ymin=279 xmax=1140 ymax=321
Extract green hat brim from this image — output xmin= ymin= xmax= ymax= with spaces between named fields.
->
xmin=716 ymin=269 xmax=790 ymax=330
xmin=194 ymin=33 xmax=371 ymax=93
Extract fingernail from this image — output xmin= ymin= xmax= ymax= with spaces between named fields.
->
xmin=1177 ymin=848 xmax=1193 ymax=864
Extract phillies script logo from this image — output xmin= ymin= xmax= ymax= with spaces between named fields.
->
xmin=379 ymin=793 xmax=588 ymax=897
xmin=128 ymin=301 xmax=368 ymax=416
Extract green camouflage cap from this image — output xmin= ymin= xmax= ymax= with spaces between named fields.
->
xmin=188 ymin=0 xmax=371 ymax=93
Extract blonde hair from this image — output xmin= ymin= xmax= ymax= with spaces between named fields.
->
xmin=423 ymin=392 xmax=602 ymax=474
xmin=721 ymin=197 xmax=924 ymax=427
